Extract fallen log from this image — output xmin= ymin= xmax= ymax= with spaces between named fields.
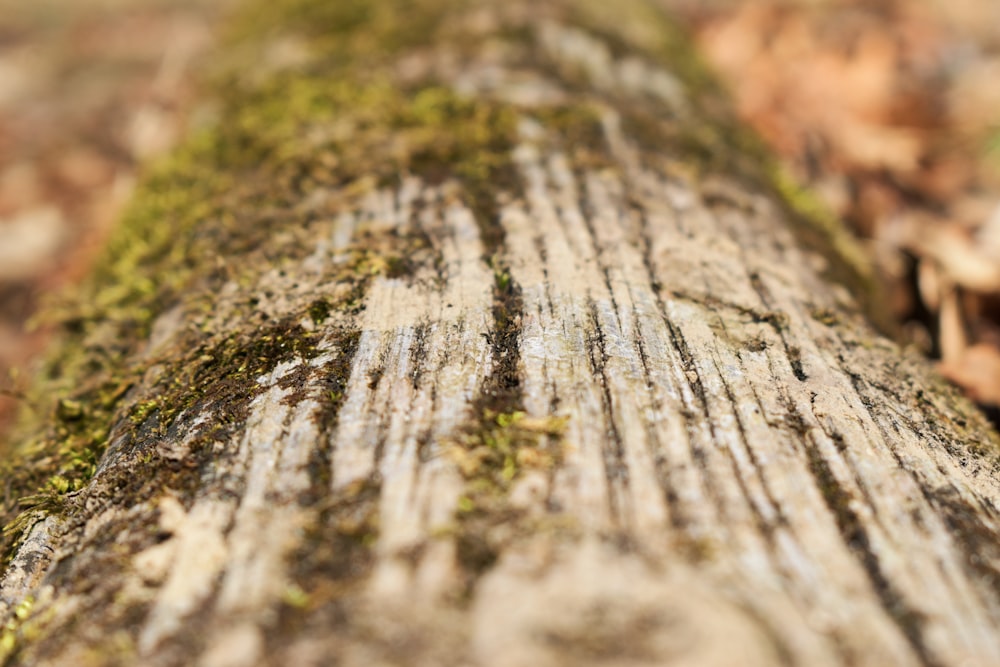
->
xmin=1 ymin=1 xmax=998 ymax=665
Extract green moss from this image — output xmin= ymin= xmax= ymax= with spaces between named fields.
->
xmin=0 ymin=596 xmax=34 ymax=662
xmin=450 ymin=409 xmax=568 ymax=580
xmin=232 ymin=0 xmax=883 ymax=321
xmin=768 ymin=164 xmax=886 ymax=311
xmin=1 ymin=48 xmax=521 ymax=564
xmin=453 ymin=411 xmax=567 ymax=489
xmin=307 ymin=299 xmax=332 ymax=325
xmin=128 ymin=400 xmax=160 ymax=426
xmin=226 ymin=0 xmax=461 ymax=71
xmin=811 ymin=307 xmax=841 ymax=326
xmin=53 ymin=399 xmax=83 ymax=422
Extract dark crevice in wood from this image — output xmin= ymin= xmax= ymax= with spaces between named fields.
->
xmin=480 ymin=271 xmax=523 ymax=409
xmin=585 ymin=300 xmax=627 ymax=527
xmin=838 ymin=371 xmax=910 ymax=532
xmin=573 ymin=161 xmax=638 ymax=523
xmin=665 ymin=320 xmax=708 ymax=409
xmin=625 ymin=285 xmax=685 ymax=534
xmin=801 ymin=414 xmax=940 ymax=667
xmin=408 ymin=322 xmax=432 ymax=391
xmin=449 ymin=201 xmax=528 ymax=590
xmin=665 ymin=319 xmax=729 ymax=531
xmin=630 ymin=302 xmax=657 ymax=400
xmin=716 ymin=353 xmax=871 ymax=665
xmin=280 ymin=473 xmax=381 ymax=655
xmin=747 ymin=271 xmax=808 ymax=382
xmin=710 ymin=348 xmax=786 ymax=541
xmin=308 ymin=327 xmax=362 ymax=507
xmin=631 ymin=196 xmax=691 ymax=534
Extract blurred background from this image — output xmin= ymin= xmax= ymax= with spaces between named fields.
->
xmin=670 ymin=0 xmax=1000 ymax=408
xmin=0 ymin=0 xmax=999 ymax=436
xmin=0 ymin=0 xmax=229 ymax=434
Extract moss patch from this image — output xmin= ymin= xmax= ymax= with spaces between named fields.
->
xmin=0 ymin=596 xmax=35 ymax=662
xmin=224 ymin=0 xmax=462 ymax=71
xmin=450 ymin=409 xmax=569 ymax=585
xmin=0 ymin=29 xmax=522 ymax=563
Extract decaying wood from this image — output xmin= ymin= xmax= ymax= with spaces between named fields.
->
xmin=1 ymin=1 xmax=998 ymax=666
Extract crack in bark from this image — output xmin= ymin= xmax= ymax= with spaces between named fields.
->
xmin=585 ymin=300 xmax=628 ymax=529
xmin=748 ymin=271 xmax=808 ymax=382
xmin=710 ymin=350 xmax=786 ymax=543
xmin=802 ymin=416 xmax=940 ymax=667
xmin=664 ymin=318 xmax=732 ymax=536
xmin=843 ymin=363 xmax=1000 ymax=610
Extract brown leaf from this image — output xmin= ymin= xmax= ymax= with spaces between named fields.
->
xmin=939 ymin=342 xmax=1000 ymax=406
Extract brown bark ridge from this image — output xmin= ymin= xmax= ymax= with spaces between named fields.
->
xmin=1 ymin=1 xmax=998 ymax=665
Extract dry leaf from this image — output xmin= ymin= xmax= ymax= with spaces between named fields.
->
xmin=939 ymin=343 xmax=1000 ymax=406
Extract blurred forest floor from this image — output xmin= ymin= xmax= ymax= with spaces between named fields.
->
xmin=0 ymin=0 xmax=229 ymax=436
xmin=1 ymin=0 xmax=999 ymax=437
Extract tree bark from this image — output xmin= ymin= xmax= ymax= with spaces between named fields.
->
xmin=1 ymin=1 xmax=998 ymax=666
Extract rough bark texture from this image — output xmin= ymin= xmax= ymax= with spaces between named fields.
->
xmin=1 ymin=1 xmax=999 ymax=666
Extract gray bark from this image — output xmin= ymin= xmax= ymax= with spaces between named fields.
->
xmin=1 ymin=1 xmax=998 ymax=666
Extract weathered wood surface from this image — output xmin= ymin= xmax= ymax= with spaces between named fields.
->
xmin=1 ymin=1 xmax=999 ymax=666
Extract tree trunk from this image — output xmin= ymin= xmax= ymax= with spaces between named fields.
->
xmin=1 ymin=1 xmax=998 ymax=665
